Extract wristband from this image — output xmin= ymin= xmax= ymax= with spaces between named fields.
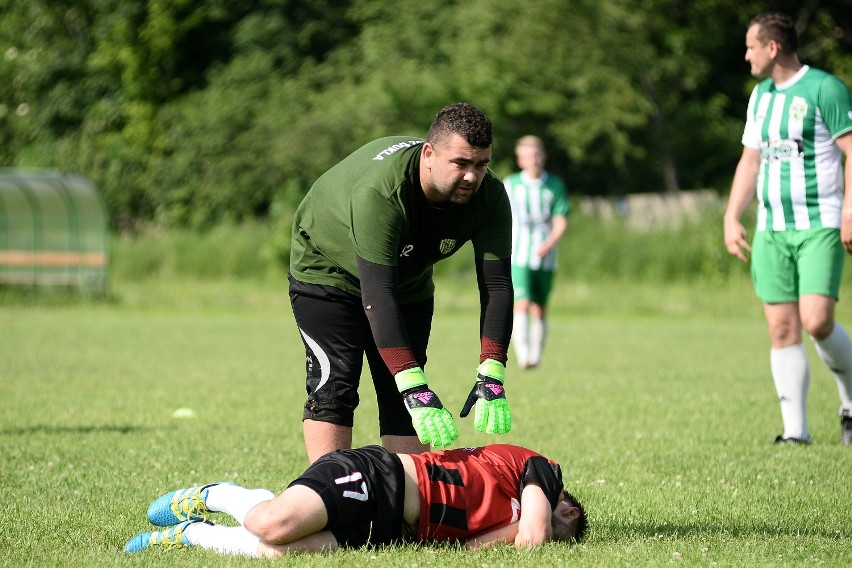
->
xmin=395 ymin=367 xmax=427 ymax=392
xmin=477 ymin=359 xmax=505 ymax=382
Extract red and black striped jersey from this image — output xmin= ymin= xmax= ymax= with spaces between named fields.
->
xmin=409 ymin=444 xmax=563 ymax=542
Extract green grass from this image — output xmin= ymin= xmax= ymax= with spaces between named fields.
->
xmin=1 ymin=274 xmax=850 ymax=567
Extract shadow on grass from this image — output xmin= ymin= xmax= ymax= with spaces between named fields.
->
xmin=0 ymin=424 xmax=145 ymax=435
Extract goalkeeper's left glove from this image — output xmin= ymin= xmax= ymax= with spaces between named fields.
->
xmin=459 ymin=358 xmax=512 ymax=434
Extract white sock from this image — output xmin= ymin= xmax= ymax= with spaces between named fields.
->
xmin=184 ymin=523 xmax=260 ymax=557
xmin=528 ymin=316 xmax=546 ymax=366
xmin=770 ymin=344 xmax=810 ymax=440
xmin=205 ymin=485 xmax=275 ymax=526
xmin=811 ymin=323 xmax=852 ymax=412
xmin=513 ymin=311 xmax=529 ymax=367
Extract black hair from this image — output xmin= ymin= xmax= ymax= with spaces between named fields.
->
xmin=559 ymin=490 xmax=589 ymax=544
xmin=426 ymin=102 xmax=493 ymax=149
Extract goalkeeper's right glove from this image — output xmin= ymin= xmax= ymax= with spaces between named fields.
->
xmin=459 ymin=359 xmax=511 ymax=435
xmin=395 ymin=367 xmax=459 ymax=448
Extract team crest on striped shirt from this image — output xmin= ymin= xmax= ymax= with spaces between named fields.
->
xmin=790 ymin=98 xmax=808 ymax=122
xmin=439 ymin=239 xmax=456 ymax=255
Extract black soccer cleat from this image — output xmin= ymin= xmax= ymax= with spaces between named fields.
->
xmin=840 ymin=409 xmax=852 ymax=446
xmin=773 ymin=435 xmax=811 ymax=445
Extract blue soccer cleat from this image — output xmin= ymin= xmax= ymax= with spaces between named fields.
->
xmin=146 ymin=482 xmax=231 ymax=526
xmin=124 ymin=519 xmax=208 ymax=553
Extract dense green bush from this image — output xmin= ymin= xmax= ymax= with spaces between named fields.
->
xmin=559 ymin=211 xmax=751 ymax=284
xmin=108 ymin=209 xmax=754 ymax=286
xmin=15 ymin=206 xmax=852 ymax=307
xmin=110 ymin=222 xmax=284 ymax=281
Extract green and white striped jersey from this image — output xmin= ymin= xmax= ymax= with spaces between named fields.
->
xmin=743 ymin=65 xmax=852 ymax=231
xmin=504 ymin=171 xmax=570 ymax=270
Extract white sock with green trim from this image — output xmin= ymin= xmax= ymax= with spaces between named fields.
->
xmin=770 ymin=344 xmax=810 ymax=441
xmin=811 ymin=323 xmax=852 ymax=411
xmin=513 ymin=311 xmax=529 ymax=367
xmin=183 ymin=523 xmax=260 ymax=557
xmin=205 ymin=485 xmax=275 ymax=526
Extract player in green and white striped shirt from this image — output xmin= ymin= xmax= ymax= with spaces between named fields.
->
xmin=504 ymin=136 xmax=570 ymax=369
xmin=724 ymin=12 xmax=852 ymax=445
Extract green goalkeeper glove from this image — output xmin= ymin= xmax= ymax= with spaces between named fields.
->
xmin=459 ymin=359 xmax=512 ymax=435
xmin=395 ymin=367 xmax=459 ymax=447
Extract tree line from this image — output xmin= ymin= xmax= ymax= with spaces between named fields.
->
xmin=0 ymin=0 xmax=849 ymax=231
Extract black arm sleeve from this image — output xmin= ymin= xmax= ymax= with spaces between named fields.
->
xmin=521 ymin=456 xmax=564 ymax=510
xmin=475 ymin=257 xmax=513 ymax=363
xmin=356 ymin=255 xmax=418 ymax=374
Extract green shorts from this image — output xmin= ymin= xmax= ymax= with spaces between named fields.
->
xmin=751 ymin=227 xmax=845 ymax=303
xmin=511 ymin=264 xmax=555 ymax=305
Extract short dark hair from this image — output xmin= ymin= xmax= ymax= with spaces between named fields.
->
xmin=558 ymin=490 xmax=589 ymax=544
xmin=426 ymin=102 xmax=492 ymax=149
xmin=750 ymin=12 xmax=798 ymax=54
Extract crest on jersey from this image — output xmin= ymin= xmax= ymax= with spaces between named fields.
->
xmin=790 ymin=98 xmax=808 ymax=122
xmin=439 ymin=239 xmax=456 ymax=255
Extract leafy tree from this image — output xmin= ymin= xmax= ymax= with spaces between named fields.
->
xmin=1 ymin=0 xmax=849 ymax=229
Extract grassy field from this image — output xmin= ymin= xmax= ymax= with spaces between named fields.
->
xmin=1 ymin=275 xmax=850 ymax=567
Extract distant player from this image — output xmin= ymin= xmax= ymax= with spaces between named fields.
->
xmin=504 ymin=136 xmax=570 ymax=369
xmin=723 ymin=13 xmax=852 ymax=444
xmin=125 ymin=444 xmax=588 ymax=556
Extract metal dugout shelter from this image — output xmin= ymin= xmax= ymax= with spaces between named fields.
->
xmin=0 ymin=170 xmax=108 ymax=293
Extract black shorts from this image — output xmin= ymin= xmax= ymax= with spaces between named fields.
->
xmin=289 ymin=274 xmax=433 ymax=436
xmin=287 ymin=445 xmax=406 ymax=548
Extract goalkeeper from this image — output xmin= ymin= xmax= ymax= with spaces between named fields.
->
xmin=288 ymin=103 xmax=515 ymax=462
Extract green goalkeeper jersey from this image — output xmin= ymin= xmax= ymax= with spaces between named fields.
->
xmin=290 ymin=136 xmax=512 ymax=303
xmin=742 ymin=65 xmax=852 ymax=232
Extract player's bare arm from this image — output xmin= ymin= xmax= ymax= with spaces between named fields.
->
xmin=514 ymin=483 xmax=553 ymax=547
xmin=724 ymin=147 xmax=761 ymax=262
xmin=836 ymin=132 xmax=852 ymax=254
xmin=537 ymin=215 xmax=568 ymax=258
xmin=463 ymin=522 xmax=520 ymax=548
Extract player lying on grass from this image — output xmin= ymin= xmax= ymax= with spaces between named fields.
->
xmin=125 ymin=444 xmax=588 ymax=556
